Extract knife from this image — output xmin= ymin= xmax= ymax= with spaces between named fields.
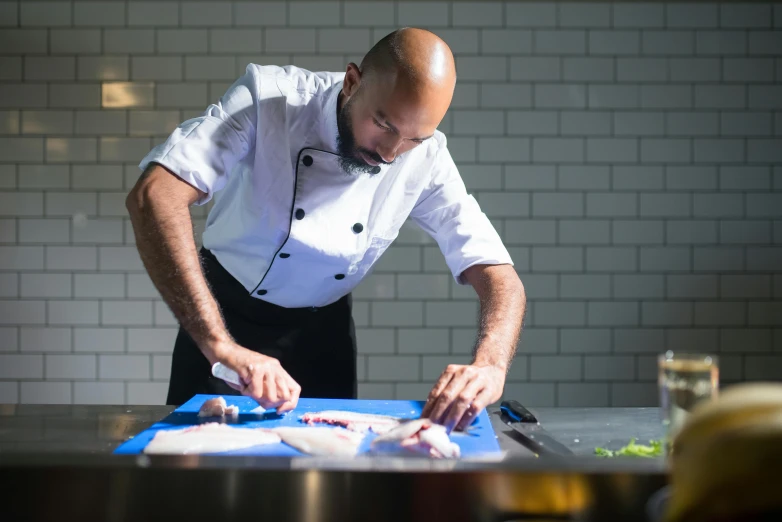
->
xmin=499 ymin=400 xmax=574 ymax=456
xmin=211 ymin=362 xmax=242 ymax=387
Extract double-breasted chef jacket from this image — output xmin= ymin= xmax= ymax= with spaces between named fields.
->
xmin=139 ymin=64 xmax=513 ymax=309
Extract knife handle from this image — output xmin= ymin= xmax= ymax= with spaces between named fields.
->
xmin=500 ymin=400 xmax=538 ymax=424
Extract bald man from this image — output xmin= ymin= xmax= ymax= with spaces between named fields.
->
xmin=127 ymin=28 xmax=526 ymax=432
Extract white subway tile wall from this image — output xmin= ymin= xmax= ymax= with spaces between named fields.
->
xmin=0 ymin=1 xmax=780 ymax=406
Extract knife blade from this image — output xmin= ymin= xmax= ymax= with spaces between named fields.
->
xmin=499 ymin=400 xmax=574 ymax=456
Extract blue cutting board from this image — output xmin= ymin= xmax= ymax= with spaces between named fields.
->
xmin=114 ymin=395 xmax=501 ymax=457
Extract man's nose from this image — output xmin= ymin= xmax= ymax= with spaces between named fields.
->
xmin=376 ymin=136 xmax=403 ymax=163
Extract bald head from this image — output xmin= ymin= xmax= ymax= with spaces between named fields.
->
xmin=336 ymin=28 xmax=456 ymax=174
xmin=360 ymin=28 xmax=456 ymax=91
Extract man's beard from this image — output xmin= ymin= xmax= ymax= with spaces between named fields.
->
xmin=336 ymin=95 xmax=389 ymax=175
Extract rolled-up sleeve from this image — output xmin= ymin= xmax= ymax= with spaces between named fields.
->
xmin=138 ymin=65 xmax=258 ymax=205
xmin=410 ymin=139 xmax=514 ymax=285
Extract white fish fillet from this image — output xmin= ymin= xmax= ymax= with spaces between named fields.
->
xmin=198 ymin=396 xmax=239 ymax=417
xmin=143 ymin=422 xmax=280 ymax=455
xmin=273 ymin=427 xmax=365 ymax=457
xmin=371 ymin=418 xmax=461 ymax=459
xmin=301 ymin=410 xmax=401 ymax=434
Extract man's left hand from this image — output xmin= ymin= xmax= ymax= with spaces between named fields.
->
xmin=420 ymin=364 xmax=505 ymax=432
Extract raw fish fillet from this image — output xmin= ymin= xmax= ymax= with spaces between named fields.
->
xmin=301 ymin=410 xmax=401 ymax=434
xmin=198 ymin=396 xmax=239 ymax=417
xmin=370 ymin=418 xmax=460 ymax=459
xmin=143 ymin=422 xmax=280 ymax=455
xmin=273 ymin=427 xmax=365 ymax=457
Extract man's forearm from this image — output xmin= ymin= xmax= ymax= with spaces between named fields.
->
xmin=463 ymin=264 xmax=526 ymax=374
xmin=127 ymin=169 xmax=231 ymax=365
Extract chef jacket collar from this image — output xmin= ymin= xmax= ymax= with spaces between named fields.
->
xmin=321 ymin=80 xmax=342 ymax=155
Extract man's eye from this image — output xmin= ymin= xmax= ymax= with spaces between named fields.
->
xmin=373 ymin=119 xmax=390 ymax=131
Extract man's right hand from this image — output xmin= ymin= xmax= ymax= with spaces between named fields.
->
xmin=219 ymin=344 xmax=301 ymax=413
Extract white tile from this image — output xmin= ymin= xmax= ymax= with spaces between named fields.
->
xmin=126 ymin=274 xmax=160 ymax=299
xmin=74 ymin=328 xmax=125 ymax=353
xmin=154 ymin=302 xmax=178 ymax=326
xmin=289 ymin=1 xmax=339 ymax=26
xmin=421 ymin=355 xmax=471 ymax=380
xmin=45 ymin=192 xmax=97 ymax=217
xmin=45 ymin=138 xmax=97 ymax=163
xmin=352 ymin=274 xmax=395 ymax=300
xmin=0 ymin=301 xmax=45 ymax=325
xmin=560 ymin=329 xmax=610 ymax=354
xmin=127 ymin=382 xmax=167 ymax=405
xmin=21 ymin=111 xmax=74 ymax=135
xmin=0 ymin=354 xmax=43 ymax=378
xmin=99 ymin=355 xmax=149 ymax=380
xmin=181 ymin=1 xmax=232 ymax=26
xmin=0 ymin=192 xmax=44 ymax=216
xmin=611 ymin=383 xmax=656 ymax=407
xmin=532 ymin=302 xmax=586 ymax=327
xmin=18 ymin=219 xmax=71 ymax=244
xmin=0 ymin=327 xmax=18 ymax=352
xmin=394 ymin=383 xmax=434 ymax=401
xmin=453 ymin=2 xmax=502 ymax=27
xmin=98 ymin=193 xmax=128 ymax=217
xmin=20 ymin=273 xmax=72 ymax=298
xmin=344 ymin=1 xmax=392 ymax=26
xmin=502 ymin=382 xmax=555 ymax=407
xmin=74 ymin=381 xmax=124 ymax=404
xmin=48 ymin=301 xmax=100 ymax=326
xmin=585 ymin=356 xmax=635 ymax=381
xmin=265 ymin=29 xmax=315 ymax=53
xmin=24 ymin=57 xmax=75 ymax=82
xmin=353 ymin=329 xmax=393 ymax=356
xmin=101 ymin=301 xmax=153 ymax=326
xmin=127 ymin=328 xmax=177 ymax=353
xmin=74 ymin=1 xmax=125 ymax=27
xmin=397 ymin=329 xmax=449 ymax=355
xmin=45 ymin=246 xmax=97 ymax=271
xmin=367 ymin=356 xmax=419 ymax=381
xmin=153 ymin=355 xmax=172 ymax=380
xmin=425 ymin=302 xmax=479 ymax=327
xmin=558 ymin=383 xmax=609 ymax=407
xmin=72 ymin=218 xmax=124 ymax=244
xmin=20 ymin=381 xmax=72 ymax=404
xmin=0 ymin=382 xmax=18 ymax=403
xmin=397 ymin=2 xmax=449 ymax=26
xmin=98 ymin=246 xmax=143 ymax=271
xmin=0 ymin=246 xmax=45 ymax=270
xmin=74 ymin=274 xmax=125 ymax=298
xmin=358 ymin=383 xmax=394 ymax=399
xmin=157 ymin=29 xmax=208 ymax=54
xmin=46 ymin=354 xmax=96 ymax=379
xmin=20 ymin=2 xmax=71 ymax=27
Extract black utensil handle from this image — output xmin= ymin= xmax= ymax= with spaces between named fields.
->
xmin=500 ymin=400 xmax=538 ymax=423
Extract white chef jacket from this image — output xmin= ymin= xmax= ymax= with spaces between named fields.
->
xmin=138 ymin=64 xmax=513 ymax=308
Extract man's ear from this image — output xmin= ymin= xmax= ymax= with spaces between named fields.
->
xmin=342 ymin=62 xmax=362 ymax=98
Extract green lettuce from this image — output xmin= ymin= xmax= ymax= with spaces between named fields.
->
xmin=594 ymin=438 xmax=663 ymax=458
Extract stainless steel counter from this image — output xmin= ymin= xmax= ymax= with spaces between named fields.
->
xmin=0 ymin=404 xmax=669 ymax=521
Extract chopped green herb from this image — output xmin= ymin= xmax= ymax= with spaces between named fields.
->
xmin=594 ymin=438 xmax=663 ymax=458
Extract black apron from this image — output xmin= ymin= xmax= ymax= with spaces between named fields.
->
xmin=166 ymin=247 xmax=357 ymax=405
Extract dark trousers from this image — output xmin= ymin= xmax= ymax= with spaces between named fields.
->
xmin=166 ymin=248 xmax=357 ymax=405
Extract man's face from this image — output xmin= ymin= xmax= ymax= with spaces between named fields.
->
xmin=336 ymin=70 xmax=448 ymax=175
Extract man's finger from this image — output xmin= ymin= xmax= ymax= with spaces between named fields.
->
xmin=277 ymin=380 xmax=301 ymax=414
xmin=427 ymin=371 xmax=471 ymax=425
xmin=455 ymin=388 xmax=492 ymax=432
xmin=263 ymin=371 xmax=280 ymax=406
xmin=421 ymin=369 xmax=455 ymax=418
xmin=442 ymin=379 xmax=484 ymax=433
